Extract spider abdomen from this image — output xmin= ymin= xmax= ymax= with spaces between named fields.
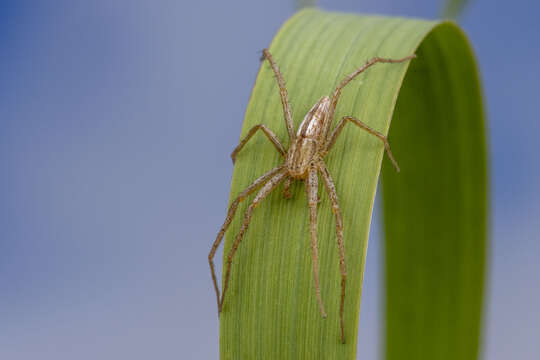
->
xmin=296 ymin=96 xmax=331 ymax=140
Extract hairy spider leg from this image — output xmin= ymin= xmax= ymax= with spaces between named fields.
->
xmin=231 ymin=124 xmax=286 ymax=164
xmin=283 ymin=176 xmax=293 ymax=199
xmin=220 ymin=170 xmax=288 ymax=311
xmin=262 ymin=49 xmax=295 ymax=142
xmin=319 ymin=160 xmax=347 ymax=343
xmin=325 ymin=116 xmax=400 ymax=172
xmin=208 ymin=165 xmax=284 ymax=313
xmin=306 ymin=163 xmax=327 ymax=318
xmin=323 ymin=54 xmax=416 ymax=145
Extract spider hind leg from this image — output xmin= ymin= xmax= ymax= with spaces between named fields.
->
xmin=208 ymin=165 xmax=284 ymax=313
xmin=319 ymin=161 xmax=347 ymax=344
xmin=307 ymin=163 xmax=327 ymax=318
xmin=219 ymin=170 xmax=288 ymax=311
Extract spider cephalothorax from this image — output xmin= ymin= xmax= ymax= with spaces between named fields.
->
xmin=208 ymin=49 xmax=414 ymax=343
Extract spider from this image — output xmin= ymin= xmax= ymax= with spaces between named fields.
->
xmin=208 ymin=48 xmax=414 ymax=343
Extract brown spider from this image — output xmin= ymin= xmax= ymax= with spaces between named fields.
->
xmin=209 ymin=49 xmax=414 ymax=343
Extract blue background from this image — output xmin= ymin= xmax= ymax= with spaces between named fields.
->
xmin=1 ymin=0 xmax=538 ymax=358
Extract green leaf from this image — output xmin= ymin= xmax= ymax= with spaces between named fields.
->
xmin=218 ymin=8 xmax=487 ymax=360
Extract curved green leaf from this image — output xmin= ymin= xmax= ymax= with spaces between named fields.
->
xmin=218 ymin=8 xmax=487 ymax=360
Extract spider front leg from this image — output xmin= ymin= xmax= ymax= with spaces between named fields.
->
xmin=208 ymin=165 xmax=284 ymax=313
xmin=306 ymin=163 xmax=327 ymax=318
xmin=220 ymin=170 xmax=288 ymax=311
xmin=231 ymin=124 xmax=286 ymax=164
xmin=325 ymin=116 xmax=400 ymax=172
xmin=323 ymin=54 xmax=415 ymax=138
xmin=262 ymin=49 xmax=295 ymax=142
xmin=318 ymin=160 xmax=347 ymax=344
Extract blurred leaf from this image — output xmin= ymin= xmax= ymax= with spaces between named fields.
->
xmin=296 ymin=0 xmax=318 ymax=10
xmin=442 ymin=0 xmax=471 ymax=19
xmin=218 ymin=8 xmax=487 ymax=360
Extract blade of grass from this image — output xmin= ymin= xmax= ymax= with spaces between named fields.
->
xmin=219 ymin=8 xmax=487 ymax=360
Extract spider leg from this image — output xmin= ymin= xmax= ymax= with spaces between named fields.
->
xmin=262 ymin=49 xmax=295 ymax=142
xmin=220 ymin=169 xmax=288 ymax=311
xmin=283 ymin=177 xmax=292 ymax=199
xmin=318 ymin=160 xmax=347 ymax=343
xmin=323 ymin=54 xmax=415 ymax=141
xmin=324 ymin=116 xmax=400 ymax=172
xmin=231 ymin=124 xmax=286 ymax=164
xmin=208 ymin=165 xmax=284 ymax=313
xmin=306 ymin=162 xmax=327 ymax=318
